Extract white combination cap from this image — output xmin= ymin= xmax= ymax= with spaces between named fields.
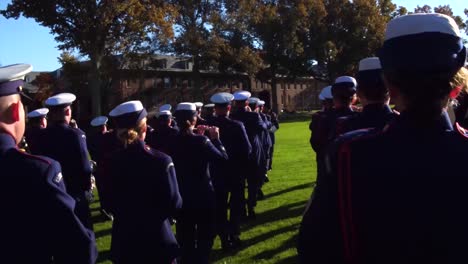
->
xmin=194 ymin=102 xmax=204 ymax=108
xmin=109 ymin=100 xmax=147 ymax=129
xmin=204 ymin=103 xmax=215 ymax=108
xmin=176 ymin=102 xmax=196 ymax=111
xmin=318 ymin=86 xmax=333 ymax=100
xmin=90 ymin=116 xmax=108 ymax=127
xmin=109 ymin=100 xmax=144 ymax=117
xmin=45 ymin=93 xmax=76 ymax=107
xmin=258 ymin=100 xmax=266 ymax=106
xmin=159 ymin=104 xmax=172 ymax=112
xmin=27 ymin=108 xmax=49 ymax=118
xmin=157 ymin=110 xmax=172 ymax=117
xmin=359 ymin=57 xmax=382 ymax=71
xmin=210 ymin=92 xmax=234 ymax=104
xmin=335 ymin=76 xmax=357 ymax=86
xmin=385 ymin=13 xmax=461 ymax=41
xmin=248 ymin=97 xmax=260 ymax=105
xmin=233 ymin=91 xmax=251 ymax=101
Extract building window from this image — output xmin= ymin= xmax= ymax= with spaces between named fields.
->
xmin=288 ymin=95 xmax=291 ymax=104
xmin=281 ymin=94 xmax=285 ymax=105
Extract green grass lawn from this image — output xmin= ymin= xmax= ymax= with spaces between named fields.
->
xmin=91 ymin=119 xmax=316 ymax=263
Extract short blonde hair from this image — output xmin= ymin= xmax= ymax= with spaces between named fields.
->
xmin=451 ymin=67 xmax=468 ymax=93
xmin=117 ymin=118 xmax=147 ymax=148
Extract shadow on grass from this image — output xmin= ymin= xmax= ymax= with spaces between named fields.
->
xmin=253 ymin=233 xmax=299 ymax=261
xmin=264 ymin=183 xmax=313 ymax=200
xmin=242 ymin=201 xmax=306 ymax=232
xmin=211 ymin=224 xmax=300 ymax=262
xmin=97 ymin=249 xmax=111 ymax=263
xmin=95 ymin=228 xmax=112 ymax=238
xmin=211 ymin=200 xmax=307 ymax=263
xmin=274 ymin=254 xmax=299 ymax=264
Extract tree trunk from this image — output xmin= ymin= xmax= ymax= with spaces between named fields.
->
xmin=89 ymin=57 xmax=102 ymax=116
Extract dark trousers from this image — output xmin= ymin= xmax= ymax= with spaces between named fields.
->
xmin=268 ymin=144 xmax=275 ymax=170
xmin=247 ymin=170 xmax=262 ymax=209
xmin=73 ymin=192 xmax=92 ymax=230
xmin=177 ymin=208 xmax=216 ymax=264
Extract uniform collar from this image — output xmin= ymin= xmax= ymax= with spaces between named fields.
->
xmin=362 ymin=104 xmax=392 ymax=115
xmin=0 ymin=133 xmax=17 ymax=151
xmin=392 ymin=110 xmax=453 ymax=132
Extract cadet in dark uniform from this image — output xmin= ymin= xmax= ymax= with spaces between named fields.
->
xmin=39 ymin=93 xmax=94 ymax=229
xmin=87 ymin=116 xmax=113 ymax=219
xmin=24 ymin=107 xmax=48 ymax=154
xmin=195 ymin=101 xmax=208 ymax=126
xmin=0 ymin=64 xmax=97 ymax=263
xmin=251 ymin=98 xmax=271 ymax=198
xmin=230 ymin=91 xmax=267 ymax=219
xmin=298 ymin=13 xmax=468 ymax=263
xmin=208 ymin=93 xmax=252 ymax=249
xmin=168 ymin=102 xmax=228 ymax=264
xmin=309 ymin=86 xmax=333 ymax=154
xmin=160 ymin=103 xmax=179 ymax=130
xmin=108 ymin=100 xmax=182 ymax=264
xmin=202 ymin=103 xmax=215 ymax=122
xmin=336 ymin=57 xmax=397 ymax=134
xmin=146 ymin=110 xmax=179 ymax=154
xmin=265 ymin=108 xmax=279 ymax=171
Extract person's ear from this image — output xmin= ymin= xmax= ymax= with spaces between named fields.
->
xmin=65 ymin=107 xmax=71 ymax=116
xmin=11 ymin=102 xmax=20 ymax=122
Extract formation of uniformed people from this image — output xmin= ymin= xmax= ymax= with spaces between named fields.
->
xmin=6 ymin=11 xmax=468 ymax=264
xmin=15 ymin=64 xmax=278 ymax=262
xmin=300 ymin=13 xmax=468 ymax=263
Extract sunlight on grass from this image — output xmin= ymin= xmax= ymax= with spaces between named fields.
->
xmin=92 ymin=119 xmax=316 ymax=264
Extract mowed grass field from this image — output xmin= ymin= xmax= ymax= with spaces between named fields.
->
xmin=91 ymin=118 xmax=317 ymax=264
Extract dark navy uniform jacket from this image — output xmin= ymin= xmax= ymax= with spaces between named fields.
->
xmin=230 ymin=108 xmax=267 ymax=167
xmin=208 ymin=115 xmax=252 ymax=189
xmin=0 ymin=133 xmax=97 ymax=264
xmin=38 ymin=123 xmax=93 ymax=196
xmin=259 ymin=112 xmax=272 ymax=157
xmin=146 ymin=125 xmax=179 ymax=155
xmin=299 ymin=112 xmax=468 ymax=264
xmin=110 ymin=140 xmax=182 ymax=263
xmin=168 ymin=133 xmax=228 ymax=209
xmin=336 ymin=104 xmax=397 ymax=135
xmin=87 ymin=130 xmax=106 ymax=163
xmin=267 ymin=112 xmax=279 ymax=145
xmin=24 ymin=126 xmax=45 ymax=154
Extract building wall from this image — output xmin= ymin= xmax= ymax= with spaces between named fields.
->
xmin=250 ymin=77 xmax=328 ymax=112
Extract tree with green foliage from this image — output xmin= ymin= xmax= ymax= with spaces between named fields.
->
xmin=307 ymin=0 xmax=403 ymax=82
xmin=413 ymin=4 xmax=466 ymax=31
xmin=233 ymin=0 xmax=323 ymax=112
xmin=1 ymin=0 xmax=176 ymax=115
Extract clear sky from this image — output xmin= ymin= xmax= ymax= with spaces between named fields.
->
xmin=0 ymin=0 xmax=466 ymax=72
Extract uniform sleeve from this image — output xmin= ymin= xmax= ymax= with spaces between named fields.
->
xmin=73 ymin=131 xmax=93 ymax=190
xmin=310 ymin=113 xmax=331 ymax=154
xmin=238 ymin=123 xmax=252 ymax=157
xmin=203 ymin=137 xmax=229 ymax=161
xmin=298 ymin=139 xmax=344 ymax=264
xmin=159 ymin=159 xmax=182 ymax=216
xmin=45 ymin=161 xmax=97 ymax=264
xmin=256 ymin=113 xmax=268 ymax=131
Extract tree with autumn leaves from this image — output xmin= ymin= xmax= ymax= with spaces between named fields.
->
xmin=2 ymin=0 xmax=467 ymax=114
